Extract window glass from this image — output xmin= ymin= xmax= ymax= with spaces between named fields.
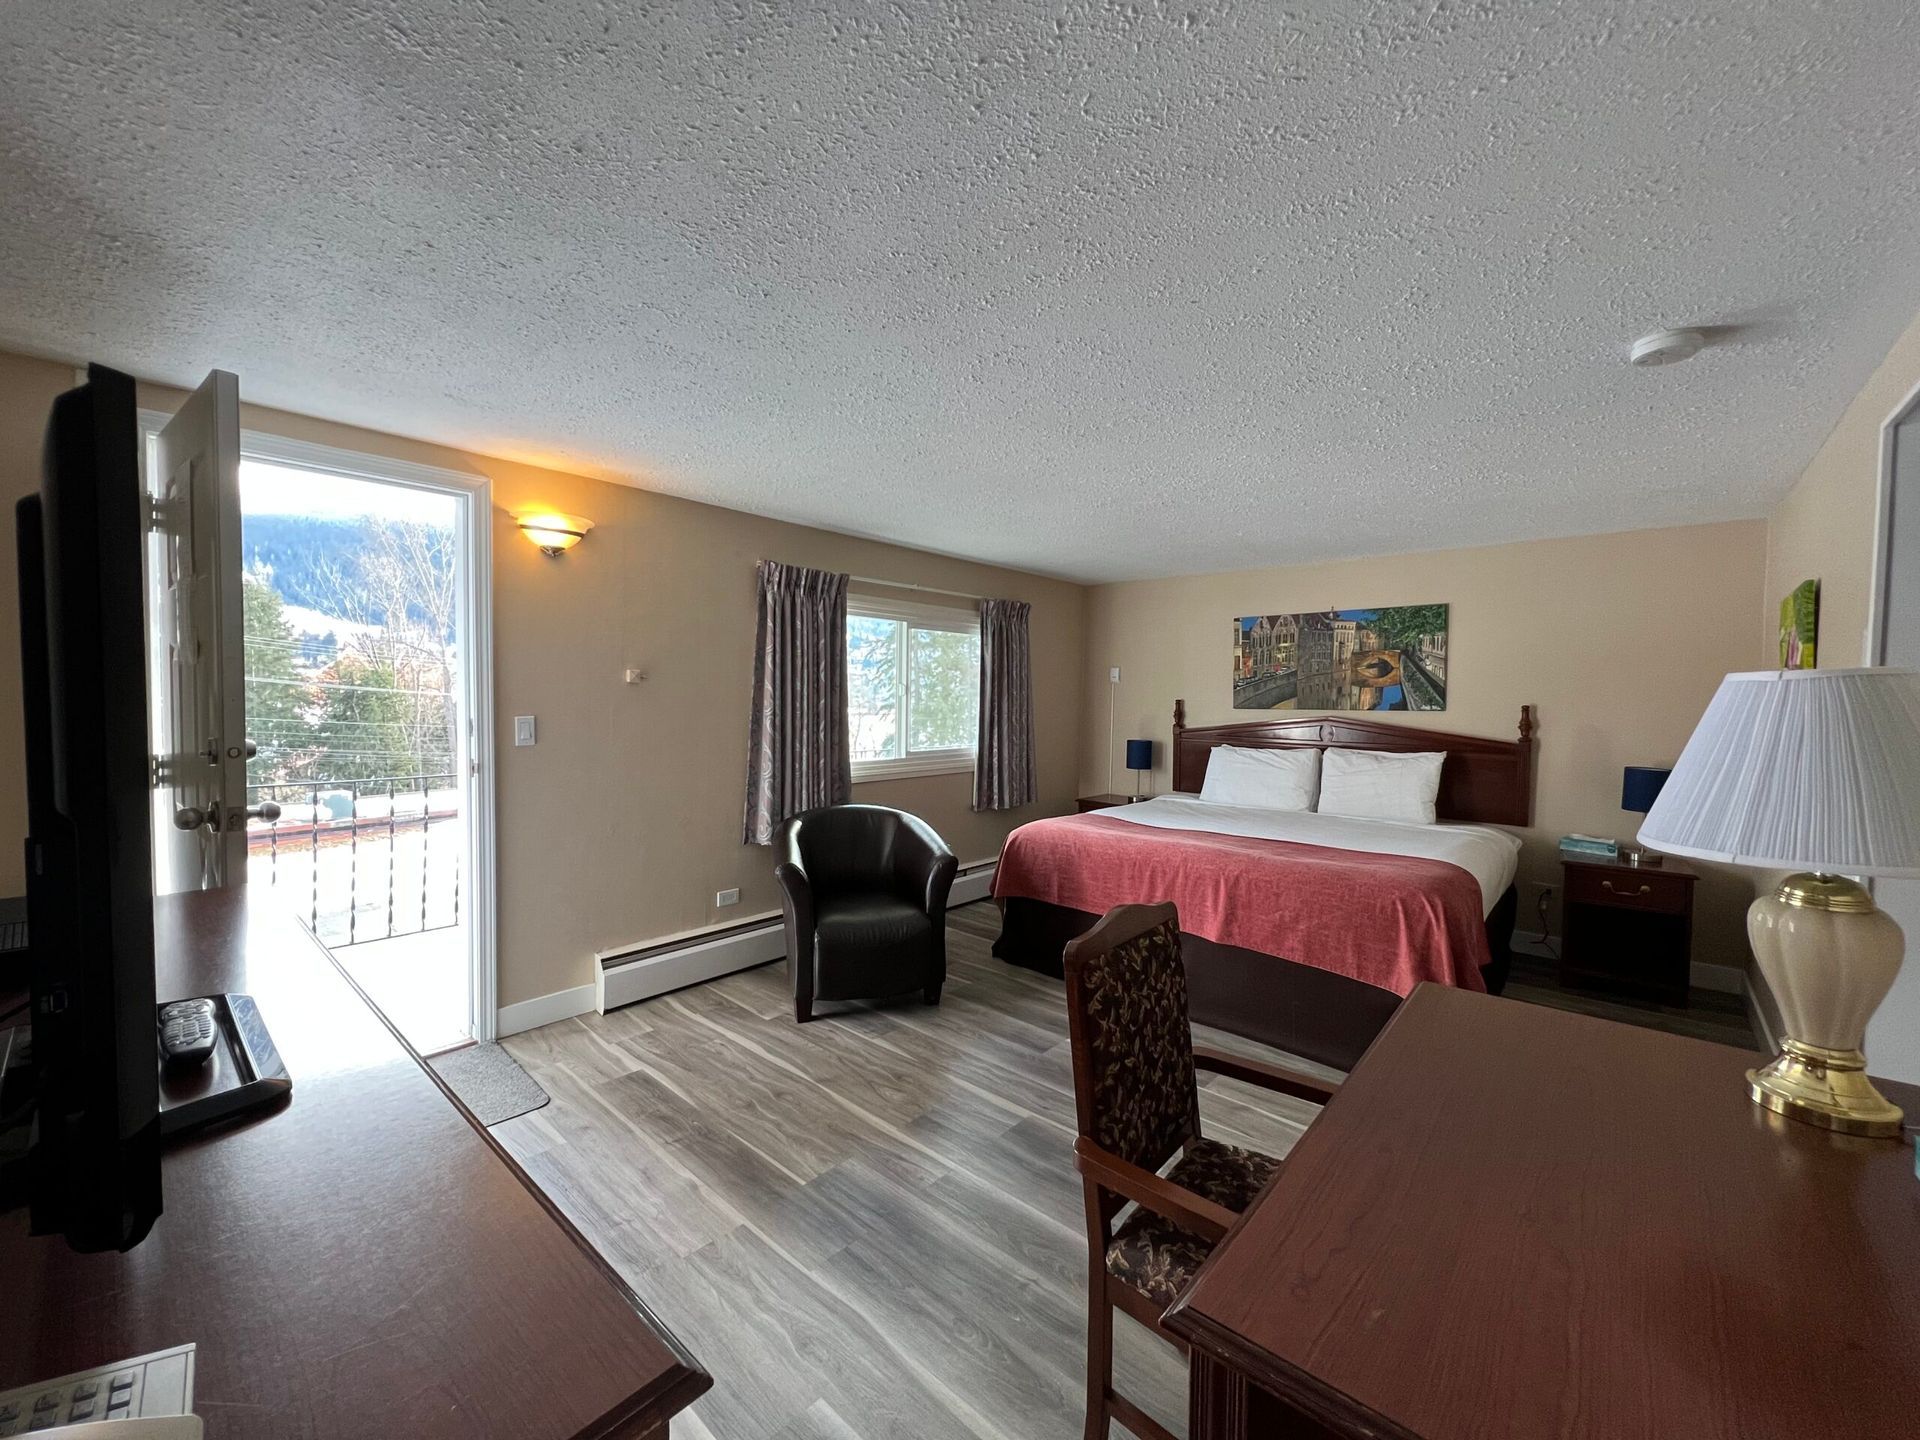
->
xmin=847 ymin=615 xmax=903 ymax=762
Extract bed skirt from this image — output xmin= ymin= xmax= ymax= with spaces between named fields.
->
xmin=993 ymin=885 xmax=1517 ymax=1072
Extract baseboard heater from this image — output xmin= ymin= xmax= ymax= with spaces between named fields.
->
xmin=595 ymin=861 xmax=998 ymax=1015
xmin=949 ymin=858 xmax=997 ymax=906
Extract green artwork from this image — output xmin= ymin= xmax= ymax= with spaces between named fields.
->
xmin=1779 ymin=580 xmax=1818 ymax=669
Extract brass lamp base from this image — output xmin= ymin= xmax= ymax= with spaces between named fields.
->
xmin=1747 ymin=1039 xmax=1904 ymax=1138
xmin=1746 ymin=873 xmax=1906 ymax=1140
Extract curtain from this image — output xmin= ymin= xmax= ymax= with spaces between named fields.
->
xmin=974 ymin=598 xmax=1036 ymax=811
xmin=743 ymin=560 xmax=851 ymax=845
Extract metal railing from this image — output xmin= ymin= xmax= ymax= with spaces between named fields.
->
xmin=246 ymin=773 xmax=461 ymax=948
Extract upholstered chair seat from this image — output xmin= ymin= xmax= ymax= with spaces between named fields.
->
xmin=1103 ymin=1138 xmax=1280 ymax=1306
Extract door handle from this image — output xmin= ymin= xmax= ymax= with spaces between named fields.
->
xmin=173 ymin=806 xmax=208 ymax=831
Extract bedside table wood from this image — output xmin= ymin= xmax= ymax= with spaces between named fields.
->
xmin=1076 ymin=793 xmax=1149 ymax=813
xmin=1560 ymin=856 xmax=1697 ymax=1002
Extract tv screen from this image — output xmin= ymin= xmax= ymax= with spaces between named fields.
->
xmin=15 ymin=362 xmax=162 ymax=1252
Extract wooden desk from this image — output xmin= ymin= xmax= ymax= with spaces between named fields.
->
xmin=0 ymin=887 xmax=709 ymax=1438
xmin=1164 ymin=984 xmax=1920 ymax=1440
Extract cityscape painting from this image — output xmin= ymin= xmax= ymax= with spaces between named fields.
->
xmin=1233 ymin=604 xmax=1449 ymax=711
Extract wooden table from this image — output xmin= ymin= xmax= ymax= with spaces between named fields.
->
xmin=1164 ymin=984 xmax=1920 ymax=1440
xmin=0 ymin=887 xmax=709 ymax=1438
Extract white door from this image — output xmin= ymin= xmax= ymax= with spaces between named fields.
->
xmin=1868 ymin=399 xmax=1920 ymax=1084
xmin=148 ymin=370 xmax=249 ymax=893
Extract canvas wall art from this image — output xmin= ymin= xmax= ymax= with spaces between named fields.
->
xmin=1779 ymin=579 xmax=1818 ymax=669
xmin=1233 ymin=604 xmax=1449 ymax=712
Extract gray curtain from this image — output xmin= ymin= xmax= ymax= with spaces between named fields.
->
xmin=743 ymin=560 xmax=851 ymax=845
xmin=974 ymin=598 xmax=1036 ymax=811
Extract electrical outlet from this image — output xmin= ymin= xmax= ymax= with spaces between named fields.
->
xmin=714 ymin=888 xmax=740 ymax=907
xmin=1109 ymin=666 xmax=1121 ymax=683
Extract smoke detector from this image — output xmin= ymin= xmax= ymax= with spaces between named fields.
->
xmin=1629 ymin=328 xmax=1707 ymax=367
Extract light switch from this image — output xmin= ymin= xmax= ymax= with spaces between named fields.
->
xmin=513 ymin=715 xmax=536 ymax=747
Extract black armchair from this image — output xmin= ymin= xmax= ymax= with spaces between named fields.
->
xmin=773 ymin=805 xmax=959 ymax=1023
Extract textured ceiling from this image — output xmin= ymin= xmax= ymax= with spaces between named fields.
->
xmin=3 ymin=2 xmax=1919 ymax=583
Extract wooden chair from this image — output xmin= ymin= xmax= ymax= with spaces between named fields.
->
xmin=1063 ymin=903 xmax=1339 ymax=1440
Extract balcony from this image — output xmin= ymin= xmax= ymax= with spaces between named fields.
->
xmin=247 ymin=774 xmax=468 ymax=1052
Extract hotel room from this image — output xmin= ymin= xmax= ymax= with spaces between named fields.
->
xmin=2 ymin=5 xmax=1918 ymax=1438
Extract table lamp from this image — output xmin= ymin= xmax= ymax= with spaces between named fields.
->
xmin=1126 ymin=739 xmax=1153 ymax=799
xmin=1617 ymin=766 xmax=1671 ymax=866
xmin=1636 ymin=668 xmax=1920 ymax=1137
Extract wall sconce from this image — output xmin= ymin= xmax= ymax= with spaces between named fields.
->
xmin=516 ymin=511 xmax=594 ymax=557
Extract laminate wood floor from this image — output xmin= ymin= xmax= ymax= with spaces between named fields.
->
xmin=495 ymin=903 xmax=1327 ymax=1440
xmin=495 ymin=904 xmax=1757 ymax=1440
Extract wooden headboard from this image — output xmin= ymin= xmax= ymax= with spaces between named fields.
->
xmin=1169 ymin=699 xmax=1536 ymax=827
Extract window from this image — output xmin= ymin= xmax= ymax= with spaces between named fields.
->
xmin=848 ymin=598 xmax=981 ymax=780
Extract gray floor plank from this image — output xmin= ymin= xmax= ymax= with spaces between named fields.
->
xmin=499 ymin=900 xmax=1748 ymax=1439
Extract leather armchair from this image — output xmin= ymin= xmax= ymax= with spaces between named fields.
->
xmin=773 ymin=805 xmax=959 ymax=1023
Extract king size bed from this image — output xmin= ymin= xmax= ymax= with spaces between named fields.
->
xmin=992 ymin=700 xmax=1536 ymax=1069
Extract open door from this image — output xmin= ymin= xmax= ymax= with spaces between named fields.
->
xmin=147 ymin=370 xmax=250 ymax=894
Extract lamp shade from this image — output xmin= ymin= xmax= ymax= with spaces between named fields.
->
xmin=1637 ymin=667 xmax=1920 ymax=876
xmin=1125 ymin=739 xmax=1153 ymax=771
xmin=1620 ymin=766 xmax=1670 ymax=814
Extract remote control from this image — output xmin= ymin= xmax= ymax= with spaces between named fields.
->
xmin=158 ymin=999 xmax=218 ymax=1070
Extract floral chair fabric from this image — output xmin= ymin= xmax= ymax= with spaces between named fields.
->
xmin=1074 ymin=915 xmax=1197 ymax=1172
xmin=1102 ymin=1137 xmax=1281 ymax=1305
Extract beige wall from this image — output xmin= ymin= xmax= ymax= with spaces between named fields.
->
xmin=1080 ymin=521 xmax=1773 ymax=968
xmin=0 ymin=352 xmax=77 ymax=895
xmin=1765 ymin=307 xmax=1920 ymax=665
xmin=1 ymin=355 xmax=1084 ymax=1010
xmin=1763 ymin=308 xmax=1920 ymax=1080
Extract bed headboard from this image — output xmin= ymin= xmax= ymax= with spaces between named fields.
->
xmin=1169 ymin=699 xmax=1536 ymax=827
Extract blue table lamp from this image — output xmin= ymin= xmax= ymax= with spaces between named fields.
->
xmin=1126 ymin=739 xmax=1153 ymax=799
xmin=1619 ymin=765 xmax=1670 ymax=866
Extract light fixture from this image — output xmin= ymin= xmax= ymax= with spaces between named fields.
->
xmin=1628 ymin=328 xmax=1707 ymax=367
xmin=516 ymin=511 xmax=594 ymax=557
xmin=1637 ymin=667 xmax=1920 ymax=1137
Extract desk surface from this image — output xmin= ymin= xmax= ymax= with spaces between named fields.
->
xmin=1165 ymin=984 xmax=1920 ymax=1440
xmin=0 ymin=887 xmax=709 ymax=1438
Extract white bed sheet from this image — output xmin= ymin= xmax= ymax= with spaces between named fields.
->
xmin=1099 ymin=795 xmax=1523 ymax=917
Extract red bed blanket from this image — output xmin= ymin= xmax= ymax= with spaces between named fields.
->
xmin=991 ymin=812 xmax=1491 ymax=996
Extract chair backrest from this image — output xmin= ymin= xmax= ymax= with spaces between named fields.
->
xmin=1062 ymin=903 xmax=1198 ymax=1179
xmin=783 ymin=804 xmax=908 ymax=894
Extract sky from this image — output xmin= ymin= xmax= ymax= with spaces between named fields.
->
xmin=240 ymin=459 xmax=456 ymax=526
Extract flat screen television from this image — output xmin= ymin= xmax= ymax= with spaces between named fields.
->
xmin=13 ymin=362 xmax=162 ymax=1252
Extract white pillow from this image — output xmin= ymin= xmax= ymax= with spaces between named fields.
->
xmin=1316 ymin=747 xmax=1445 ymax=825
xmin=1197 ymin=745 xmax=1320 ymax=811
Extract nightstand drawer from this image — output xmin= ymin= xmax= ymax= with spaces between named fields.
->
xmin=1565 ymin=865 xmax=1690 ymax=915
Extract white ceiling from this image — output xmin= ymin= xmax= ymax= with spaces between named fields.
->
xmin=3 ymin=2 xmax=1919 ymax=584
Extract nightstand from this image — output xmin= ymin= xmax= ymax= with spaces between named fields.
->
xmin=1559 ymin=856 xmax=1697 ymax=1003
xmin=1077 ymin=793 xmax=1149 ymax=813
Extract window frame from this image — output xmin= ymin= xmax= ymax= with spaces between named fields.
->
xmin=846 ymin=594 xmax=981 ymax=783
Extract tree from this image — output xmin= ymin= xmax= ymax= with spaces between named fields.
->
xmin=309 ymin=654 xmax=449 ymax=785
xmin=1368 ymin=604 xmax=1449 ymax=653
xmin=307 ymin=517 xmax=460 ymax=784
xmin=907 ymin=627 xmax=979 ymax=751
xmin=242 ymin=566 xmax=313 ymax=787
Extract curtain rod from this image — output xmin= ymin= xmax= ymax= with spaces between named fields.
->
xmin=848 ymin=574 xmax=986 ymax=604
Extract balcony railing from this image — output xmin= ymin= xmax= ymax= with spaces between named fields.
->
xmin=246 ymin=773 xmax=461 ymax=948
